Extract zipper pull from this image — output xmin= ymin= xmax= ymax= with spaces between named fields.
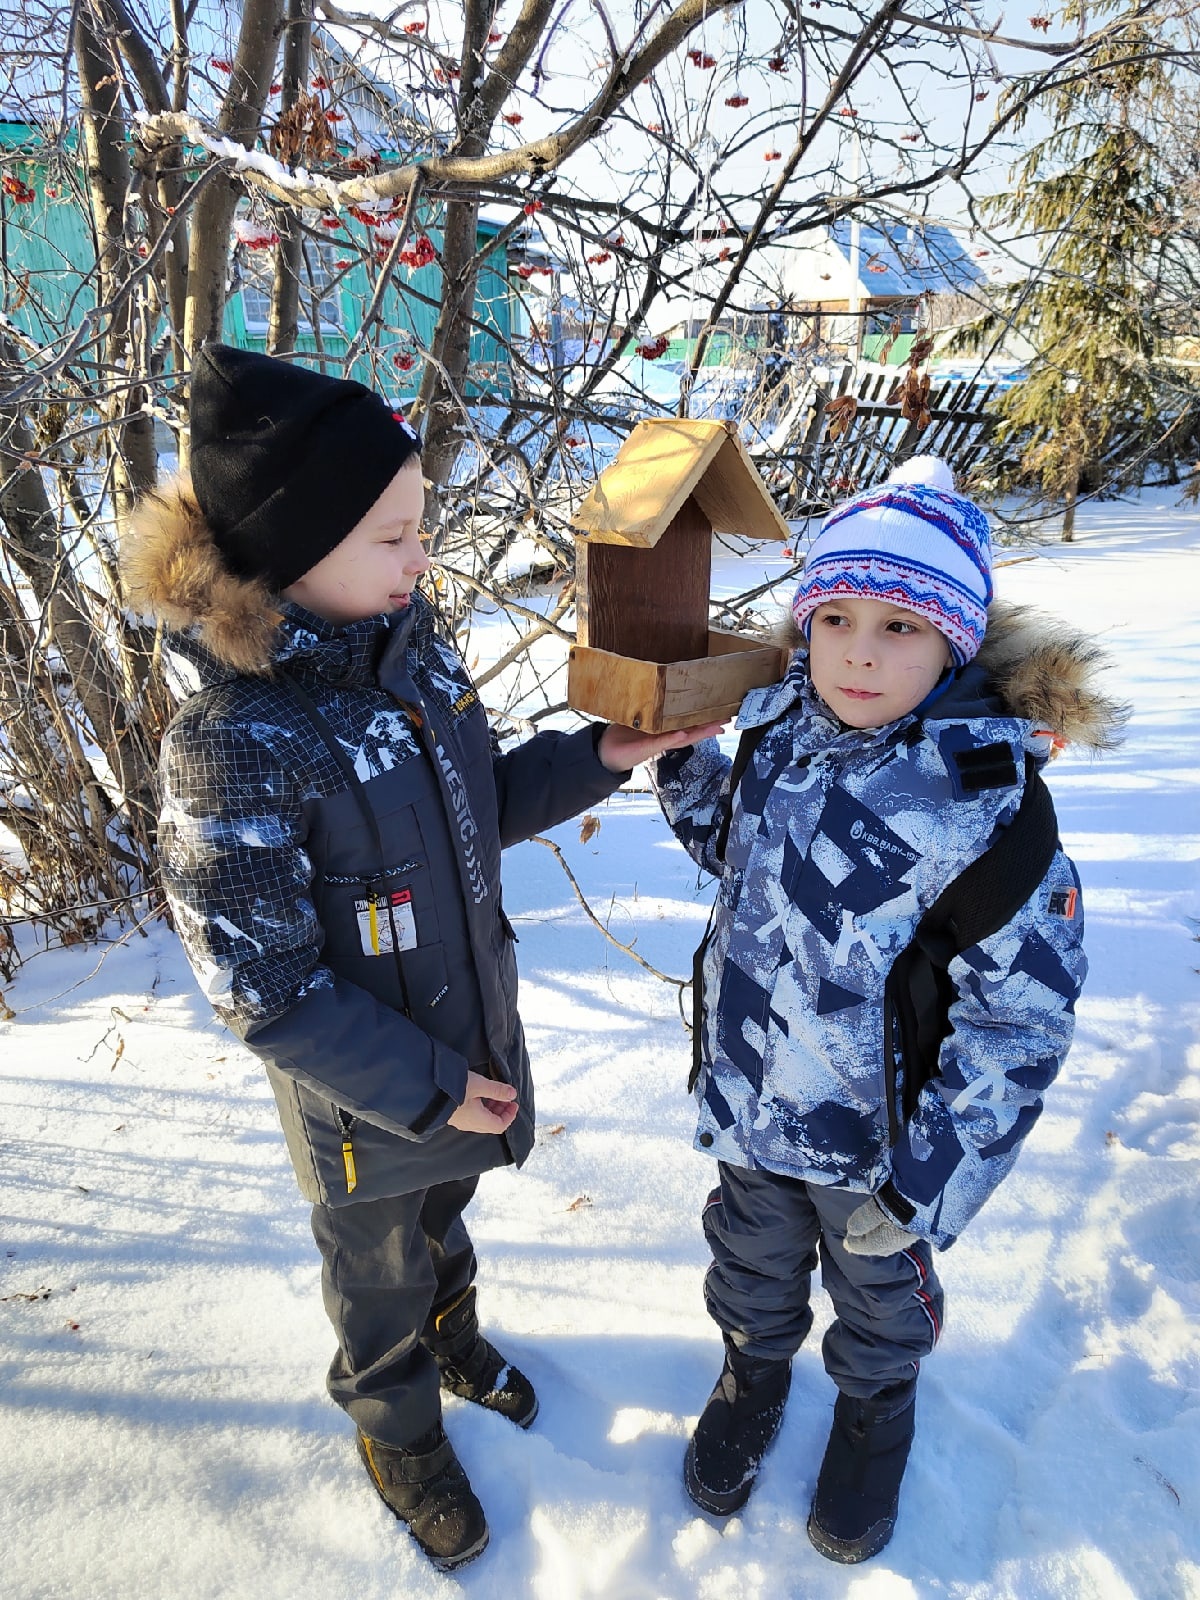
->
xmin=342 ymin=1137 xmax=358 ymax=1194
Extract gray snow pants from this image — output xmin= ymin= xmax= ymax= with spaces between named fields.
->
xmin=703 ymin=1162 xmax=944 ymax=1399
xmin=309 ymin=1176 xmax=478 ymax=1447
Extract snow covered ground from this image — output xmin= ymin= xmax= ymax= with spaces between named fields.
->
xmin=2 ymin=492 xmax=1198 ymax=1600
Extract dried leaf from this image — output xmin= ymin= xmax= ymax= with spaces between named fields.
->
xmin=579 ymin=813 xmax=601 ymax=845
xmin=824 ymin=394 xmax=858 ymax=442
xmin=909 ymin=336 xmax=934 ymax=367
xmin=543 ymin=1124 xmax=566 ymax=1136
xmin=878 ymin=317 xmax=903 ymax=365
xmin=566 ymin=1193 xmax=593 ymax=1212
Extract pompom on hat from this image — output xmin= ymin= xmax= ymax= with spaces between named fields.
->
xmin=791 ymin=455 xmax=993 ymax=664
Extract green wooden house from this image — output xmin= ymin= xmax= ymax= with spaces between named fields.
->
xmin=1 ymin=37 xmax=513 ymax=406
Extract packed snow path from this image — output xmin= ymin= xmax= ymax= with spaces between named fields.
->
xmin=2 ymin=495 xmax=1198 ymax=1600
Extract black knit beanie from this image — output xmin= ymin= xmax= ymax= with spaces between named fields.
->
xmin=188 ymin=344 xmax=422 ymax=590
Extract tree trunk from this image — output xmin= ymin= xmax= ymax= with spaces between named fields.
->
xmin=183 ymin=0 xmax=285 ymax=362
xmin=414 ymin=0 xmax=522 ymax=511
xmin=1062 ymin=471 xmax=1078 ymax=542
xmin=268 ymin=0 xmax=312 ymax=356
xmin=75 ymin=5 xmax=157 ymax=524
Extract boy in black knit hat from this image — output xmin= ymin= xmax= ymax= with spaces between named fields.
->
xmin=123 ymin=345 xmax=720 ymax=1571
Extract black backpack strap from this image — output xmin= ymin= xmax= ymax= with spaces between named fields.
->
xmin=690 ymin=718 xmax=778 ymax=1091
xmin=886 ymin=755 xmax=1060 ymax=1134
xmin=918 ymin=757 xmax=1059 ymax=964
xmin=712 ymin=720 xmax=773 ymax=867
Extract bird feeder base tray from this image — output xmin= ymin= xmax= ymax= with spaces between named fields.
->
xmin=568 ymin=630 xmax=789 ymax=734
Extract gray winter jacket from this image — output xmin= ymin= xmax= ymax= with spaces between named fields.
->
xmin=127 ymin=481 xmax=624 ymax=1206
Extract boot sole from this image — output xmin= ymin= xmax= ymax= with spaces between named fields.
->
xmin=427 ymin=1527 xmax=490 ymax=1572
xmin=683 ymin=1436 xmax=755 ymax=1518
xmin=806 ymin=1507 xmax=895 ymax=1565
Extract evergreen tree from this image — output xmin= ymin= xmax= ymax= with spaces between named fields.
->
xmin=967 ymin=16 xmax=1180 ymax=538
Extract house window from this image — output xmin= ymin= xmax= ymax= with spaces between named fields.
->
xmin=240 ymin=239 xmax=344 ymax=334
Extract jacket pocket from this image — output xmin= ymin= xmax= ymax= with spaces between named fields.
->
xmin=333 ymin=943 xmax=450 ymax=1026
xmin=317 ymin=860 xmax=431 ymax=967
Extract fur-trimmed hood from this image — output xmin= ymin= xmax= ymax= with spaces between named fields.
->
xmin=121 ymin=476 xmax=283 ymax=676
xmin=777 ymin=601 xmax=1127 ymax=753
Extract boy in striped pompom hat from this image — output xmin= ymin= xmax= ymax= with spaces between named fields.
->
xmin=649 ymin=454 xmax=1120 ymax=1563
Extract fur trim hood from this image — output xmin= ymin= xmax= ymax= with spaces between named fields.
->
xmin=777 ymin=601 xmax=1127 ymax=754
xmin=121 ymin=476 xmax=282 ymax=676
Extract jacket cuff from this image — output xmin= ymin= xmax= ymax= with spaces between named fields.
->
xmin=410 ymin=1048 xmax=469 ymax=1137
xmin=433 ymin=1046 xmax=469 ymax=1108
xmin=876 ymin=1178 xmax=916 ymax=1227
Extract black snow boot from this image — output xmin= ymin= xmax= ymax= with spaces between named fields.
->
xmin=807 ymin=1378 xmax=917 ymax=1564
xmin=424 ymin=1285 xmax=539 ymax=1428
xmin=356 ymin=1423 xmax=489 ymax=1571
xmin=684 ymin=1336 xmax=792 ymax=1516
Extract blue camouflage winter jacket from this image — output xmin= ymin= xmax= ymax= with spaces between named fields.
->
xmin=651 ymin=605 xmax=1115 ymax=1249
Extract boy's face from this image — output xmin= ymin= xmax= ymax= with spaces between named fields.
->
xmin=282 ymin=459 xmax=430 ymax=625
xmin=807 ymin=595 xmax=952 ymax=729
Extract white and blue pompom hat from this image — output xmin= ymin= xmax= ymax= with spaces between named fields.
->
xmin=791 ymin=456 xmax=993 ymax=664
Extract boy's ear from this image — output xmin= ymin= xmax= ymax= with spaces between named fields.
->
xmin=121 ymin=477 xmax=282 ymax=674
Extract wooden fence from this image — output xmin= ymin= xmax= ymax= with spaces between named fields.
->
xmin=758 ymin=366 xmax=1001 ymax=517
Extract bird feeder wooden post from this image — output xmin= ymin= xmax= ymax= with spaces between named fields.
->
xmin=568 ymin=418 xmax=793 ymax=733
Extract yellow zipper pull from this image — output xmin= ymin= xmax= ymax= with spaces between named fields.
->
xmin=342 ymin=1137 xmax=358 ymax=1194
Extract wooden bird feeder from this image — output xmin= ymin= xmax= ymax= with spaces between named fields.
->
xmin=568 ymin=418 xmax=792 ymax=733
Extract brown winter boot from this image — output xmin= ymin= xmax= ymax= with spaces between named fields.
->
xmin=356 ymin=1423 xmax=489 ymax=1571
xmin=424 ymin=1285 xmax=539 ymax=1428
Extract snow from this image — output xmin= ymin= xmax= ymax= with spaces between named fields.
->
xmin=2 ymin=492 xmax=1199 ymax=1599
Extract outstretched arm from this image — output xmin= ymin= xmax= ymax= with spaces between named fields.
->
xmin=490 ymin=719 xmax=725 ymax=849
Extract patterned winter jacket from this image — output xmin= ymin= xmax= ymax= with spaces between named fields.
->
xmin=125 ymin=481 xmax=623 ymax=1207
xmin=651 ymin=604 xmax=1123 ymax=1249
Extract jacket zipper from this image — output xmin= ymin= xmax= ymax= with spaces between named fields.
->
xmin=335 ymin=1106 xmax=358 ymax=1194
xmin=882 ymin=992 xmax=901 ymax=1146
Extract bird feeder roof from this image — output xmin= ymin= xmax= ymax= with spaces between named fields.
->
xmin=572 ymin=418 xmax=791 ymax=547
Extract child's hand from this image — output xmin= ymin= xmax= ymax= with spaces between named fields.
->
xmin=843 ymin=1197 xmax=920 ymax=1257
xmin=447 ymin=1070 xmax=519 ymax=1136
xmin=598 ymin=720 xmax=727 ymax=774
